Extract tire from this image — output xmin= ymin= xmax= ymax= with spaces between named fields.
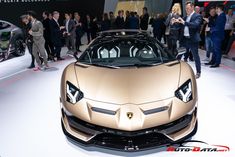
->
xmin=14 ymin=38 xmax=25 ymax=56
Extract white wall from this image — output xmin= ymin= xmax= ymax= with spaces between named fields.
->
xmin=104 ymin=0 xmax=118 ymax=13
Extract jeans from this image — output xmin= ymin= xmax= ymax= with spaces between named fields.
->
xmin=205 ymin=36 xmax=213 ymax=58
xmin=211 ymin=37 xmax=222 ymax=65
xmin=183 ymin=40 xmax=201 ymax=74
xmin=183 ymin=48 xmax=194 ymax=61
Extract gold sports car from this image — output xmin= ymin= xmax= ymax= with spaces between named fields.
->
xmin=60 ymin=30 xmax=198 ymax=151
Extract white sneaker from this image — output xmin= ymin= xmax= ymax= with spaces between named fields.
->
xmin=202 ymin=57 xmax=210 ymax=61
xmin=40 ymin=66 xmax=46 ymax=71
xmin=67 ymin=50 xmax=75 ymax=57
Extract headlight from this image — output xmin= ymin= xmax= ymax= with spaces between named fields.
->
xmin=66 ymin=81 xmax=83 ymax=104
xmin=175 ymin=79 xmax=193 ymax=103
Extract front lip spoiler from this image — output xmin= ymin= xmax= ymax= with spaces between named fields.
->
xmin=62 ymin=119 xmax=198 ymax=152
xmin=61 ymin=109 xmax=197 ymax=152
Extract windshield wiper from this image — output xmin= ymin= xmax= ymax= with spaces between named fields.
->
xmin=87 ymin=63 xmax=120 ymax=69
xmin=118 ymin=62 xmax=161 ymax=68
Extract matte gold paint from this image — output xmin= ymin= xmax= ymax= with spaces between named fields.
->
xmin=60 ymin=60 xmax=198 ymax=142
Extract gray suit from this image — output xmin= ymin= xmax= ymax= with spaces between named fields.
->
xmin=31 ymin=20 xmax=48 ymax=67
xmin=64 ymin=19 xmax=76 ymax=53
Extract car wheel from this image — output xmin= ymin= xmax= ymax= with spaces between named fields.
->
xmin=14 ymin=38 xmax=25 ymax=56
xmin=0 ymin=51 xmax=9 ymax=62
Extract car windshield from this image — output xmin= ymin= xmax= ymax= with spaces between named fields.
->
xmin=78 ymin=37 xmax=175 ymax=68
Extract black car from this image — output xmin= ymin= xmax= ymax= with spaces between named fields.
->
xmin=0 ymin=20 xmax=25 ymax=62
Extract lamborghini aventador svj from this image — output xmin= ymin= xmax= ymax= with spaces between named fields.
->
xmin=60 ymin=30 xmax=198 ymax=151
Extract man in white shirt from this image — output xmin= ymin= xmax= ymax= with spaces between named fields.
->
xmin=184 ymin=10 xmax=195 ymax=37
xmin=174 ymin=1 xmax=202 ymax=79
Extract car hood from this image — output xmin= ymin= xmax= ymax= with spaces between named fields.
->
xmin=74 ymin=62 xmax=181 ymax=104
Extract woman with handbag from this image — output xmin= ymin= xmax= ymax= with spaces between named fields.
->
xmin=165 ymin=3 xmax=182 ymax=56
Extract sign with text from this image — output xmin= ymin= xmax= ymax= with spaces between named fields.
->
xmin=0 ymin=0 xmax=104 ymax=26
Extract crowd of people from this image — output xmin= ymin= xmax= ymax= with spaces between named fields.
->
xmin=150 ymin=2 xmax=234 ymax=78
xmin=20 ymin=1 xmax=235 ymax=78
xmin=20 ymin=8 xmax=150 ymax=71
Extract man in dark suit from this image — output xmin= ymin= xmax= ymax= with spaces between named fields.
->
xmin=84 ymin=14 xmax=98 ymax=44
xmin=109 ymin=11 xmax=116 ymax=29
xmin=90 ymin=17 xmax=98 ymax=40
xmin=50 ymin=11 xmax=64 ymax=60
xmin=74 ymin=12 xmax=83 ymax=52
xmin=42 ymin=11 xmax=54 ymax=61
xmin=74 ymin=12 xmax=84 ymax=52
xmin=175 ymin=1 xmax=202 ymax=78
xmin=205 ymin=4 xmax=226 ymax=68
xmin=152 ymin=14 xmax=166 ymax=42
xmin=63 ymin=13 xmax=76 ymax=55
xmin=128 ymin=11 xmax=139 ymax=29
xmin=115 ymin=10 xmax=125 ymax=29
xmin=140 ymin=7 xmax=149 ymax=30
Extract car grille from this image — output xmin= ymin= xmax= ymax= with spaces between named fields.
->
xmin=92 ymin=132 xmax=171 ymax=151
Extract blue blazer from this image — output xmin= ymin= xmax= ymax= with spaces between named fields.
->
xmin=210 ymin=12 xmax=226 ymax=40
xmin=181 ymin=12 xmax=202 ymax=43
xmin=129 ymin=16 xmax=139 ymax=29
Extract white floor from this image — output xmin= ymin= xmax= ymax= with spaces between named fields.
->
xmin=0 ymin=48 xmax=235 ymax=157
xmin=0 ymin=49 xmax=31 ymax=79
